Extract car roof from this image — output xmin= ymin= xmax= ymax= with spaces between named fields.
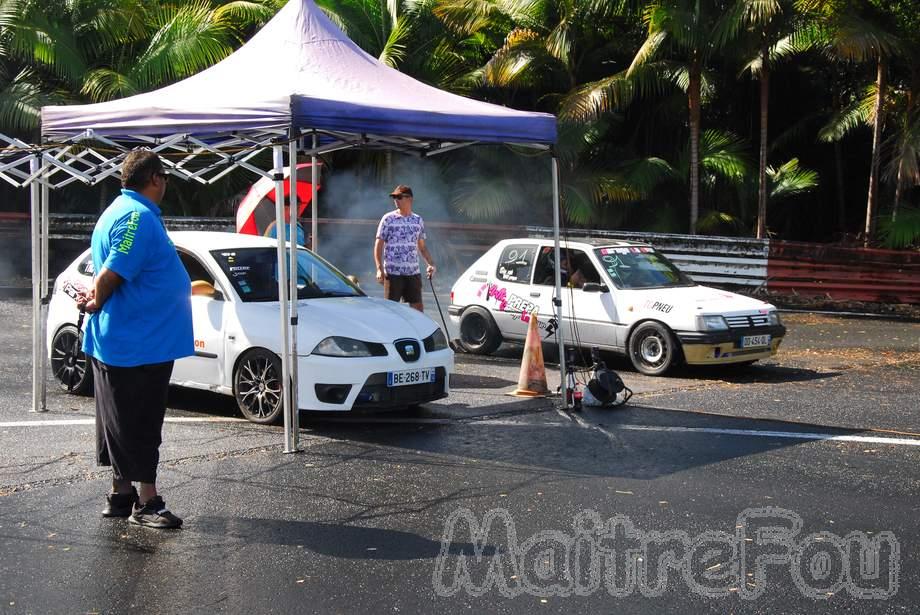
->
xmin=501 ymin=237 xmax=652 ymax=250
xmin=168 ymin=230 xmax=286 ymax=251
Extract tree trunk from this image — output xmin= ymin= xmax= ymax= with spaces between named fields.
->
xmin=688 ymin=58 xmax=701 ymax=235
xmin=864 ymin=57 xmax=887 ymax=247
xmin=756 ymin=44 xmax=770 ymax=239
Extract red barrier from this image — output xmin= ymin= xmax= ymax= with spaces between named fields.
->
xmin=767 ymin=241 xmax=920 ymax=303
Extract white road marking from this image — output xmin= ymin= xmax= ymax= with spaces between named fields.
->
xmin=0 ymin=416 xmax=246 ymax=428
xmin=610 ymin=423 xmax=920 ymax=447
xmin=3 ymin=414 xmax=919 ymax=448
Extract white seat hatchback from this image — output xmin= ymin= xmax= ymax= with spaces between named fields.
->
xmin=47 ymin=231 xmax=453 ymax=422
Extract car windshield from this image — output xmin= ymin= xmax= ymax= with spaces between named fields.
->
xmin=593 ymin=247 xmax=695 ymax=289
xmin=211 ymin=247 xmax=364 ymax=302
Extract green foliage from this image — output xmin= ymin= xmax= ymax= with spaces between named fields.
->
xmin=0 ymin=0 xmax=918 ymax=245
xmin=879 ymin=207 xmax=920 ymax=248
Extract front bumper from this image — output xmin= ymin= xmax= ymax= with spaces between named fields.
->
xmin=678 ymin=324 xmax=786 ymax=365
xmin=295 ymin=349 xmax=453 ymax=411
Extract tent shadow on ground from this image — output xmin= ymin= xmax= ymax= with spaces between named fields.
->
xmin=193 ymin=516 xmax=495 ymax=560
xmin=298 ymin=400 xmax=833 ymax=481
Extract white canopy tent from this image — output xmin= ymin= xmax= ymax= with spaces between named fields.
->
xmin=0 ymin=0 xmax=567 ymax=450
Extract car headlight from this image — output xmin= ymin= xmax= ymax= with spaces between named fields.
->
xmin=312 ymin=336 xmax=387 ymax=357
xmin=696 ymin=315 xmax=729 ymax=331
xmin=423 ymin=328 xmax=448 ymax=352
xmin=767 ymin=311 xmax=782 ymax=326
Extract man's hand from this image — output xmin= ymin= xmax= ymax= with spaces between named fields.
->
xmin=78 ymin=289 xmax=98 ymax=313
xmin=426 ymin=264 xmax=436 ymax=279
xmin=376 ymin=268 xmax=385 ymax=285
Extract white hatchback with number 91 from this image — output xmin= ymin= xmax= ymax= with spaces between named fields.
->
xmin=449 ymin=238 xmax=785 ymax=375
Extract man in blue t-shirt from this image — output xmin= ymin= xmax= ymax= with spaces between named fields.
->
xmin=263 ymin=199 xmax=308 ymax=247
xmin=78 ymin=149 xmax=193 ymax=529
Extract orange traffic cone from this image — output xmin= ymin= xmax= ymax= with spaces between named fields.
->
xmin=509 ymin=310 xmax=550 ymax=397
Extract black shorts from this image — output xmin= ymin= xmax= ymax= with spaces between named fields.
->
xmin=384 ymin=274 xmax=422 ymax=304
xmin=92 ymin=358 xmax=174 ymax=483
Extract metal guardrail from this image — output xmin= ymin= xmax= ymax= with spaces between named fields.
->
xmin=526 ymin=226 xmax=769 ymax=289
xmin=1 ymin=214 xmax=917 ymax=303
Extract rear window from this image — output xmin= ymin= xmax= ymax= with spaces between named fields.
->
xmin=495 ymin=244 xmax=536 ymax=284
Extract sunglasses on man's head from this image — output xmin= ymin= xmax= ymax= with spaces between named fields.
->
xmin=391 ymin=194 xmax=410 ymax=200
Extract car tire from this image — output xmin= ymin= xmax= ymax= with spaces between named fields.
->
xmin=50 ymin=325 xmax=93 ymax=395
xmin=628 ymin=321 xmax=680 ymax=376
xmin=233 ymin=348 xmax=284 ymax=424
xmin=459 ymin=307 xmax=502 ymax=355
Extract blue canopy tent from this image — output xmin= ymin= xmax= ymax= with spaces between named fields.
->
xmin=6 ymin=0 xmax=564 ymax=450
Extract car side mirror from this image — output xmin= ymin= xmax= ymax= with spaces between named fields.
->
xmin=581 ymin=282 xmax=609 ymax=293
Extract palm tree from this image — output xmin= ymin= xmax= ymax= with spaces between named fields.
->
xmin=0 ymin=0 xmax=277 ymax=136
xmin=715 ymin=0 xmax=812 ymax=238
xmin=798 ymin=0 xmax=901 ymax=245
xmin=627 ymin=0 xmax=735 ymax=234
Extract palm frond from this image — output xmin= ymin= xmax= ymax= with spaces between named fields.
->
xmin=696 ymin=210 xmax=744 ymax=233
xmin=482 ymin=28 xmax=545 ymax=87
xmin=767 ymin=158 xmax=819 ymax=200
xmin=878 ymin=207 xmax=920 ymax=249
xmin=0 ymin=68 xmax=45 ymax=133
xmin=627 ymin=30 xmax=666 ymax=75
xmin=379 ymin=15 xmax=411 ymax=67
xmin=883 ymin=108 xmax=920 ymax=186
xmin=557 ymin=70 xmax=636 ymax=121
xmin=699 ymin=130 xmax=750 ymax=183
xmin=213 ymin=1 xmax=278 ymax=30
xmin=130 ymin=2 xmax=237 ymax=92
xmin=818 ymin=87 xmax=873 ymax=142
xmin=81 ymin=67 xmax=138 ymax=102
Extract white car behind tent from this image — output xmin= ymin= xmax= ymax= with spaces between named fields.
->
xmin=449 ymin=238 xmax=785 ymax=375
xmin=47 ymin=232 xmax=453 ymax=423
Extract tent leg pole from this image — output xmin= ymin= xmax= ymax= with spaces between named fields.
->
xmin=311 ymin=133 xmax=318 ymax=255
xmin=272 ymin=145 xmax=294 ymax=453
xmin=40 ymin=168 xmax=49 ymax=410
xmin=551 ymin=156 xmax=568 ymax=409
xmin=30 ymin=156 xmax=44 ymax=413
xmin=287 ymin=139 xmax=300 ymax=452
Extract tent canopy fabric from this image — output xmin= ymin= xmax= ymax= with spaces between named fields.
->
xmin=40 ymin=0 xmax=556 ymax=145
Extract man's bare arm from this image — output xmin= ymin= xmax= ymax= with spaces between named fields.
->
xmin=418 ymin=238 xmax=436 ymax=278
xmin=374 ymin=238 xmax=385 ymax=284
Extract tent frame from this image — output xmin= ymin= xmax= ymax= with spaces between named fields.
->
xmin=0 ymin=126 xmax=567 ymax=452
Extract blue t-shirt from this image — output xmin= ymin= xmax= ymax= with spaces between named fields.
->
xmin=264 ymin=219 xmax=307 ymax=246
xmin=83 ymin=189 xmax=194 ymax=367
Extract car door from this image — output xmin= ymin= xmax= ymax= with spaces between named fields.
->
xmin=531 ymin=247 xmax=622 ymax=351
xmin=487 ymin=243 xmax=538 ymax=342
xmin=561 ymin=250 xmax=622 ymax=350
xmin=172 ymin=250 xmax=226 ymax=387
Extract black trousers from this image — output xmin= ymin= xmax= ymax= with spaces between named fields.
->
xmin=92 ymin=358 xmax=174 ymax=483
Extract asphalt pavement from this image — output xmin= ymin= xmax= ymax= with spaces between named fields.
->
xmin=1 ymin=297 xmax=919 ymax=614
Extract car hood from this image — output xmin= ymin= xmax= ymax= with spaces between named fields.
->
xmin=624 ymin=284 xmax=775 ymax=314
xmin=241 ymin=296 xmax=441 ymax=345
